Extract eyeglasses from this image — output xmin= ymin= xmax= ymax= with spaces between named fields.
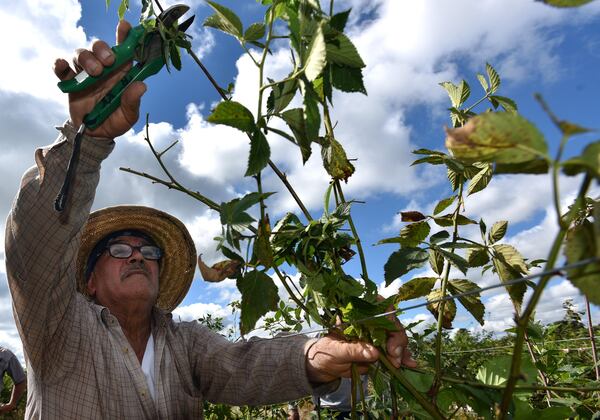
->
xmin=105 ymin=243 xmax=163 ymax=260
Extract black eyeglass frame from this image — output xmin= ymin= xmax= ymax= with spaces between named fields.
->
xmin=104 ymin=243 xmax=163 ymax=260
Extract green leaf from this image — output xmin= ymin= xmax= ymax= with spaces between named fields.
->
xmin=268 ymin=78 xmax=298 ymax=115
xmin=413 ymin=148 xmax=447 ymax=156
xmin=433 ymin=214 xmax=478 ymax=227
xmin=397 ymin=277 xmax=437 ymax=302
xmin=493 ymin=244 xmax=528 ymax=274
xmin=467 ymin=163 xmax=493 ymax=195
xmin=321 ymin=137 xmax=355 ymax=181
xmin=411 ymin=155 xmax=445 ymax=166
xmin=243 ymin=22 xmax=266 ymax=41
xmin=445 ymin=112 xmax=549 ymax=164
xmin=489 ymin=95 xmax=518 ymax=113
xmin=558 ymin=120 xmax=591 ymax=136
xmin=397 ymin=221 xmax=431 ymax=248
xmin=304 ymin=24 xmax=327 ymax=81
xmin=330 ymin=9 xmax=351 ymax=31
xmin=302 ymin=84 xmax=321 ymax=142
xmin=439 ymin=80 xmax=470 ymax=108
xmin=337 ymin=275 xmax=365 ymax=297
xmin=253 ymin=218 xmax=273 ymax=268
xmin=384 ymin=248 xmax=429 ymax=286
xmin=492 ymin=244 xmax=528 ymax=307
xmin=486 ymin=63 xmax=501 ymax=93
xmin=433 ymin=196 xmax=455 ymax=215
xmin=208 ymin=101 xmax=256 ymax=133
xmin=204 ymin=1 xmax=243 ymax=38
xmin=479 ymin=219 xmax=487 ymax=237
xmin=331 ymin=64 xmax=367 ymax=95
xmin=466 ymin=247 xmax=490 ymax=268
xmin=169 ymin=42 xmax=182 ymax=71
xmin=280 ymin=108 xmax=312 ymax=162
xmin=489 ymin=221 xmax=508 ymax=244
xmin=494 ymin=159 xmax=550 ymax=174
xmin=564 ymin=220 xmax=600 ymax=305
xmin=118 ymin=0 xmax=129 ymax=20
xmin=245 ymin=131 xmax=270 ymax=176
xmin=429 ymin=249 xmax=445 ymax=275
xmin=437 ymin=248 xmax=469 ymax=274
xmin=326 ymin=33 xmax=365 ymax=68
xmin=426 ymin=288 xmax=456 ymax=329
xmin=237 ymin=270 xmax=279 ymax=334
xmin=539 ymin=0 xmax=594 ymax=7
xmin=477 ymin=73 xmax=489 ymax=92
xmin=429 ymin=230 xmax=450 ymax=245
xmin=562 ymin=141 xmax=600 ymax=179
xmin=448 ymin=279 xmax=485 ymax=325
xmin=232 ymin=192 xmax=275 ymax=215
xmin=476 ymin=354 xmax=537 ymax=387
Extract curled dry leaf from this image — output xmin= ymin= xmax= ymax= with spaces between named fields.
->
xmin=197 ymin=255 xmax=242 ymax=282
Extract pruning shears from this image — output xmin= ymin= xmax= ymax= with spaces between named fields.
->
xmin=58 ymin=4 xmax=195 ymax=130
xmin=54 ymin=4 xmax=194 ymax=214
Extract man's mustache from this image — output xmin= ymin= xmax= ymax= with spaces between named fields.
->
xmin=121 ymin=262 xmax=150 ymax=280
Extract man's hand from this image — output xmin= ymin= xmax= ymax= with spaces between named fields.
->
xmin=53 ymin=20 xmax=146 ymax=138
xmin=305 ymin=329 xmax=416 ymax=384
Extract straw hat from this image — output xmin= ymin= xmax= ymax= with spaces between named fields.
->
xmin=76 ymin=205 xmax=196 ymax=313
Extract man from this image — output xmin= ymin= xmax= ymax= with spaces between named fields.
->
xmin=5 ymin=21 xmax=415 ymax=418
xmin=0 ymin=347 xmax=26 ymax=414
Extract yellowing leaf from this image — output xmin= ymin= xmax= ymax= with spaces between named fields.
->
xmin=304 ymin=24 xmax=327 ymax=82
xmin=445 ymin=113 xmax=548 ymax=165
xmin=427 ymin=288 xmax=456 ymax=329
xmin=198 ymin=255 xmax=242 ymax=282
xmin=321 ymin=137 xmax=355 ymax=181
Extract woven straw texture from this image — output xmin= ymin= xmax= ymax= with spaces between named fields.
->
xmin=77 ymin=205 xmax=196 ymax=312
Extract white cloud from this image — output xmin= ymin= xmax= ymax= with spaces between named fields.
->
xmin=172 ymin=301 xmax=229 ymax=322
xmin=0 ymin=1 xmax=86 ymax=104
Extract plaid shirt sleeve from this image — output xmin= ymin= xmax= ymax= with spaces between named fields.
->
xmin=5 ymin=121 xmax=114 ymax=376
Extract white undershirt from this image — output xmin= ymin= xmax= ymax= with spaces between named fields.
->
xmin=141 ymin=332 xmax=156 ymax=401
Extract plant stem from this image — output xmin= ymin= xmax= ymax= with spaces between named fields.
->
xmin=265 ymin=125 xmax=297 ymax=145
xmin=272 ymin=265 xmax=312 ymax=316
xmin=523 ymin=336 xmax=553 ymax=405
xmin=434 ymin=182 xmax=464 ymax=385
xmin=552 ymin=135 xmax=569 ymax=229
xmin=185 ymin=18 xmax=313 ymax=224
xmin=498 ymin=175 xmax=592 ymax=417
xmin=120 ymin=167 xmax=220 ymax=211
xmin=334 ymin=182 xmax=370 ymax=284
xmin=378 ymin=355 xmax=446 ymax=420
xmin=186 ymin=48 xmax=229 ymax=100
xmin=585 ymin=295 xmax=600 ymax=381
xmin=321 ymin=101 xmax=372 ymax=289
xmin=120 ymin=115 xmax=221 ymax=211
xmin=267 ymin=161 xmax=312 ymax=220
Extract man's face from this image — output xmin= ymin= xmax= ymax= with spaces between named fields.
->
xmin=87 ymin=235 xmax=160 ymax=310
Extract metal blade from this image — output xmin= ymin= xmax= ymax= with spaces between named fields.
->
xmin=159 ymin=4 xmax=190 ymax=28
xmin=178 ymin=15 xmax=195 ymax=33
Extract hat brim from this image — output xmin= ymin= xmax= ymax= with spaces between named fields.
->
xmin=77 ymin=206 xmax=196 ymax=313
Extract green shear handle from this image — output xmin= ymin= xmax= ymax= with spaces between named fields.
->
xmin=56 ymin=4 xmax=192 ymax=130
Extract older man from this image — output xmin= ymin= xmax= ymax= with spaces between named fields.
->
xmin=5 ymin=21 xmax=415 ymax=419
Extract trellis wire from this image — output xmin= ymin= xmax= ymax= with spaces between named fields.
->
xmin=266 ymin=257 xmax=599 ymax=341
xmin=423 ymin=335 xmax=600 ymax=355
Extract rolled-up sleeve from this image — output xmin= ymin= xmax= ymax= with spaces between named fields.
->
xmin=5 ymin=122 xmax=114 ymax=376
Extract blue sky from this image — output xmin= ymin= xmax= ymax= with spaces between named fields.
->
xmin=1 ymin=0 xmax=599 ymax=361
